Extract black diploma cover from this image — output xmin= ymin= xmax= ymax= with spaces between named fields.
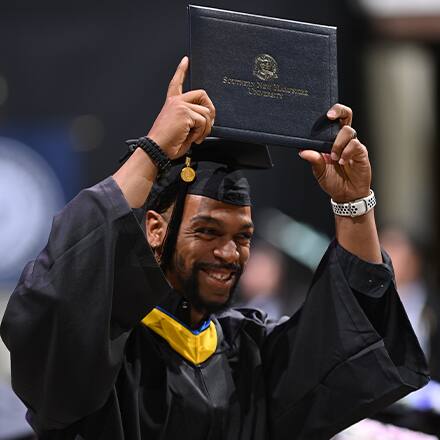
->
xmin=188 ymin=5 xmax=339 ymax=152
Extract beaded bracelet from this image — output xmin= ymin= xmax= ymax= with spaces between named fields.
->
xmin=120 ymin=136 xmax=172 ymax=175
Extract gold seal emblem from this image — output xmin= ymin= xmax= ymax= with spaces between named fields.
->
xmin=253 ymin=54 xmax=279 ymax=81
xmin=180 ymin=156 xmax=196 ymax=183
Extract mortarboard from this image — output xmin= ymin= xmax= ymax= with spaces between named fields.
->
xmin=143 ymin=137 xmax=273 ymax=270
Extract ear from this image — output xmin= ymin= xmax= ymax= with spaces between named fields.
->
xmin=146 ymin=210 xmax=168 ymax=250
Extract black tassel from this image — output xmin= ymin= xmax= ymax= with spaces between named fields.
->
xmin=159 ymin=180 xmax=189 ymax=271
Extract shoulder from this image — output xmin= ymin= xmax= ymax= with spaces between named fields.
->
xmin=216 ymin=306 xmax=268 ymax=326
xmin=215 ymin=307 xmax=284 ymax=346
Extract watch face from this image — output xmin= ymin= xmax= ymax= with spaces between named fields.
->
xmin=0 ymin=137 xmax=65 ymax=281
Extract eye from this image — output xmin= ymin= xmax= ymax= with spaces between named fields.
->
xmin=236 ymin=232 xmax=253 ymax=245
xmin=194 ymin=227 xmax=221 ymax=238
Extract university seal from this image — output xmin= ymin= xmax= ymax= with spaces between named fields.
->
xmin=253 ymin=54 xmax=279 ymax=81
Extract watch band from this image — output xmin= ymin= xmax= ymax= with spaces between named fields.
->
xmin=331 ymin=190 xmax=376 ymax=217
xmin=120 ymin=136 xmax=172 ymax=175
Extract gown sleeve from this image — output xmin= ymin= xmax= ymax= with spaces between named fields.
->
xmin=0 ymin=177 xmax=170 ymax=431
xmin=263 ymin=240 xmax=430 ymax=440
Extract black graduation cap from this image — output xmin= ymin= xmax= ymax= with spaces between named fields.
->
xmin=148 ymin=138 xmax=272 ymax=206
xmin=144 ymin=137 xmax=273 ymax=270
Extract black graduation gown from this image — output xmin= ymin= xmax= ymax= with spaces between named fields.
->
xmin=0 ymin=177 xmax=429 ymax=440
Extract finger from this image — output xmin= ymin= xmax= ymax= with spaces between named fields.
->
xmin=180 ymin=89 xmax=216 ymax=120
xmin=184 ymin=109 xmax=208 ymax=146
xmin=338 ymin=139 xmax=368 ymax=166
xmin=327 ymin=103 xmax=353 ymax=127
xmin=186 ymin=103 xmax=213 ymax=140
xmin=166 ymin=56 xmax=189 ymax=98
xmin=298 ymin=150 xmax=326 ymax=180
xmin=330 ymin=125 xmax=357 ymax=161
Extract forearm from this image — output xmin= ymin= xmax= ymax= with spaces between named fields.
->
xmin=113 ymin=147 xmax=158 ymax=208
xmin=335 ymin=209 xmax=382 ymax=263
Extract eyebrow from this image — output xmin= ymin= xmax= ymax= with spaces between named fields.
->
xmin=190 ymin=215 xmax=254 ymax=230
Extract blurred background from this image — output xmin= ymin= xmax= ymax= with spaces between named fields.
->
xmin=0 ymin=0 xmax=439 ymax=438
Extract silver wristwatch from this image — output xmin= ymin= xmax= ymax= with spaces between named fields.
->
xmin=331 ymin=190 xmax=376 ymax=217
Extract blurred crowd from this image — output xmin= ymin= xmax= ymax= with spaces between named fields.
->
xmin=380 ymin=228 xmax=440 ymax=382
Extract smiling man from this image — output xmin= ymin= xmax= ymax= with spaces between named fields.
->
xmin=143 ymin=147 xmax=260 ymax=328
xmin=1 ymin=57 xmax=429 ymax=440
xmin=164 ymin=200 xmax=250 ymax=312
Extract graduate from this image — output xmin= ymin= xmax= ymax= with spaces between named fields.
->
xmin=1 ymin=57 xmax=429 ymax=440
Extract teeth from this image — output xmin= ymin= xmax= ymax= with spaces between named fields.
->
xmin=206 ymin=271 xmax=232 ymax=281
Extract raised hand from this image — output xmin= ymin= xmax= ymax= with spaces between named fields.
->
xmin=147 ymin=56 xmax=216 ymax=160
xmin=299 ymin=104 xmax=371 ymax=203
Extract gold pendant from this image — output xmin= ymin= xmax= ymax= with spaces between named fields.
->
xmin=180 ymin=157 xmax=196 ymax=183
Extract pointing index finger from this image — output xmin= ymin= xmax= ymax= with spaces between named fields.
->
xmin=167 ymin=56 xmax=189 ymax=98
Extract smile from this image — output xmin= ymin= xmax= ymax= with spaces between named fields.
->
xmin=201 ymin=269 xmax=235 ymax=284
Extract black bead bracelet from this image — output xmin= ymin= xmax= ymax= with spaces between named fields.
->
xmin=120 ymin=136 xmax=172 ymax=175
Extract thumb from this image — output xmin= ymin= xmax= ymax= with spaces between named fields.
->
xmin=298 ymin=150 xmax=325 ymax=176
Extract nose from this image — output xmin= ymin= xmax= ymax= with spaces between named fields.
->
xmin=213 ymin=239 xmax=240 ymax=264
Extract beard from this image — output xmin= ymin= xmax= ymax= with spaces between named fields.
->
xmin=172 ymin=255 xmax=243 ymax=314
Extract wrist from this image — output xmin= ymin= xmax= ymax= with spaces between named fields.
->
xmin=123 ymin=136 xmax=172 ymax=176
xmin=116 ymin=147 xmax=159 ymax=186
xmin=335 ymin=207 xmax=375 ymax=224
xmin=113 ymin=147 xmax=158 ymax=209
xmin=331 ymin=189 xmax=376 ymax=218
xmin=132 ymin=147 xmax=159 ymax=179
xmin=335 ymin=209 xmax=382 ymax=263
xmin=331 ymin=188 xmax=371 ymax=204
xmin=147 ymin=130 xmax=171 ymax=157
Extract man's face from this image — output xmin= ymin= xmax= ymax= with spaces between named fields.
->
xmin=155 ymin=195 xmax=253 ymax=313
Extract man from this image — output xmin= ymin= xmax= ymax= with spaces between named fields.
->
xmin=1 ymin=57 xmax=429 ymax=439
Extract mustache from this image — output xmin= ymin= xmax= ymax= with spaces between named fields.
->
xmin=194 ymin=261 xmax=242 ymax=274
